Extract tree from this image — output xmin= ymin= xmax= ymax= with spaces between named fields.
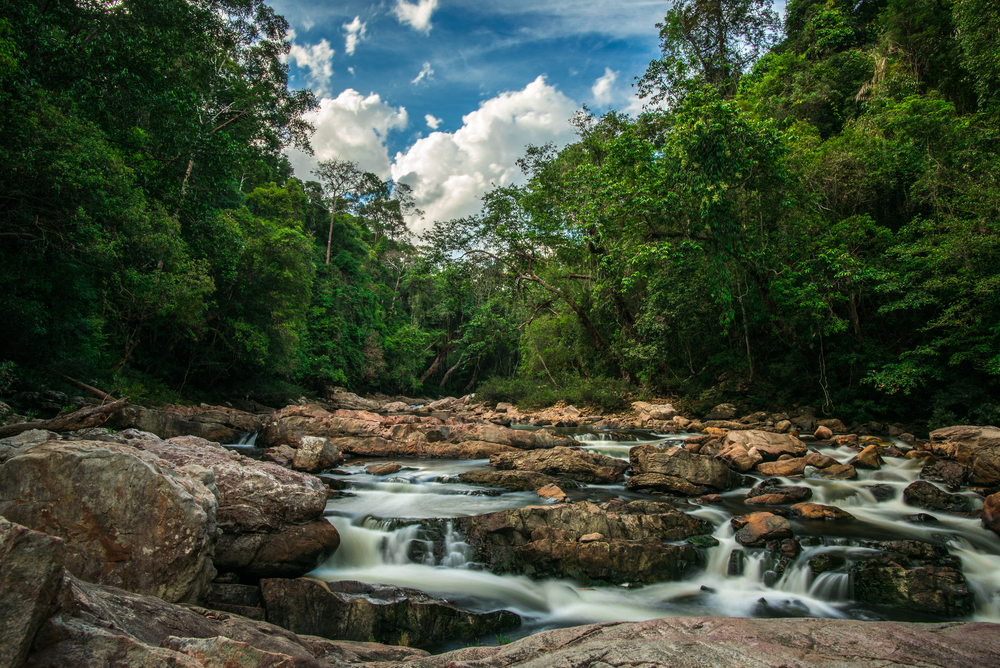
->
xmin=313 ymin=158 xmax=363 ymax=264
xmin=638 ymin=0 xmax=782 ymax=103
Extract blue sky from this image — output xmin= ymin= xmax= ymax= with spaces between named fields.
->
xmin=267 ymin=1 xmax=772 ymax=230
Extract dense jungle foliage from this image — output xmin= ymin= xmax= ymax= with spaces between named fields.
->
xmin=1 ymin=0 xmax=998 ymax=426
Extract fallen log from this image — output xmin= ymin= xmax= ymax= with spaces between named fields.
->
xmin=62 ymin=375 xmax=116 ymax=401
xmin=0 ymin=397 xmax=130 ymax=439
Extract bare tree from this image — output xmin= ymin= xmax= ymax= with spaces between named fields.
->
xmin=313 ymin=158 xmax=363 ymax=264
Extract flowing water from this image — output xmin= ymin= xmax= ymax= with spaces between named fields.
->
xmin=307 ymin=431 xmax=1000 ymax=646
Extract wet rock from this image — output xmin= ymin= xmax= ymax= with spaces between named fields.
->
xmin=490 ymin=447 xmax=628 ymax=484
xmin=753 ymin=597 xmax=812 ymax=618
xmin=831 ymin=434 xmax=859 ymax=447
xmin=747 ymin=480 xmax=812 ymax=502
xmin=451 ymin=423 xmax=577 ymax=450
xmin=789 ymin=503 xmax=855 ymax=521
xmin=722 ymin=430 xmax=808 ymax=462
xmin=848 ymin=444 xmax=884 ymax=470
xmin=458 ymin=469 xmax=563 ymax=491
xmin=808 ymin=553 xmax=846 ymax=574
xmin=908 ymin=513 xmax=939 ymax=523
xmin=727 ymin=549 xmax=745 ymax=576
xmin=814 ymin=425 xmax=833 ymax=440
xmin=0 ymin=518 xmax=66 ymax=668
xmin=813 ymin=463 xmax=858 ymax=480
xmin=454 ymin=500 xmax=713 ymax=583
xmin=631 ymin=402 xmax=678 ymax=421
xmin=260 ymin=443 xmax=296 ymax=467
xmin=365 ymin=461 xmax=402 ymax=476
xmin=260 ymin=578 xmax=519 ymax=647
xmin=983 ymin=492 xmax=1000 ymax=538
xmin=775 ymin=420 xmax=792 ymax=433
xmin=920 ymin=460 xmax=967 ymax=491
xmin=858 ymin=539 xmax=951 ymax=562
xmin=733 ymin=513 xmax=793 ymax=547
xmin=627 ymin=444 xmax=740 ymax=496
xmin=292 ymin=436 xmax=344 ymax=473
xmin=698 ymin=494 xmax=723 ymax=504
xmin=128 ymin=434 xmax=339 ymax=580
xmin=0 ymin=440 xmax=217 ymax=603
xmin=755 ymin=457 xmax=807 ymax=477
xmin=903 ymin=481 xmax=971 ymax=513
xmin=113 ymin=404 xmax=262 ymax=444
xmin=537 ymin=484 xmax=568 ymax=503
xmin=804 ymin=452 xmax=839 ymax=468
xmin=851 ymin=559 xmax=973 ymax=617
xmin=864 ymin=484 xmax=896 ymax=502
xmin=746 ymin=493 xmax=801 ymax=505
xmin=706 ymin=403 xmax=737 ymax=420
xmin=687 ymin=535 xmax=720 ymax=548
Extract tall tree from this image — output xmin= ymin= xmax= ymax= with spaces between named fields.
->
xmin=313 ymin=158 xmax=363 ymax=264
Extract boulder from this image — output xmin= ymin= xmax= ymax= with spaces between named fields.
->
xmin=756 ymin=457 xmax=808 ymax=477
xmin=983 ymin=493 xmax=1000 ymax=538
xmin=920 ymin=460 xmax=967 ymax=491
xmin=715 ymin=440 xmax=762 ymax=473
xmin=128 ymin=434 xmax=339 ymax=579
xmin=258 ymin=405 xmax=382 ymax=448
xmin=292 ymin=436 xmax=343 ymax=473
xmin=851 ymin=559 xmax=972 ymax=617
xmin=489 ymin=447 xmax=628 ymax=484
xmin=365 ymin=461 xmax=402 ymax=476
xmin=818 ymin=418 xmax=847 ymax=433
xmin=627 ymin=444 xmax=740 ymax=496
xmin=329 ymin=391 xmax=383 ymax=411
xmin=747 ymin=481 xmax=812 ymax=503
xmin=0 ymin=429 xmax=59 ymax=464
xmin=632 ymin=402 xmax=678 ymax=421
xmin=457 ymin=469 xmax=563 ymax=491
xmin=536 ymin=484 xmax=568 ymax=503
xmin=0 ymin=518 xmax=66 ymax=668
xmin=927 ymin=425 xmax=1000 ymax=464
xmin=452 ymin=423 xmax=577 ymax=450
xmin=705 ymin=403 xmax=737 ymax=420
xmin=113 ymin=404 xmax=262 ymax=443
xmin=789 ymin=503 xmax=855 ymax=521
xmin=331 ymin=436 xmax=516 ymax=459
xmin=260 ymin=578 xmax=519 ymax=647
xmin=813 ymin=463 xmax=858 ymax=480
xmin=0 ymin=440 xmax=217 ymax=603
xmin=733 ymin=513 xmax=793 ymax=547
xmin=454 ymin=500 xmax=713 ymax=583
xmin=903 ymin=481 xmax=971 ymax=514
xmin=814 ymin=426 xmax=833 ymax=440
xmin=381 ymin=401 xmax=410 ymax=413
xmin=722 ymin=430 xmax=807 ymax=461
xmin=849 ymin=444 xmax=884 ymax=470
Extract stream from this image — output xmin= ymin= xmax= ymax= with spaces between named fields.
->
xmin=306 ymin=430 xmax=1000 ymax=647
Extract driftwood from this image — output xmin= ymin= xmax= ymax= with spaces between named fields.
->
xmin=0 ymin=397 xmax=130 ymax=439
xmin=62 ymin=375 xmax=116 ymax=401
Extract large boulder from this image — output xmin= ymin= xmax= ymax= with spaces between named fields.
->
xmin=453 ymin=500 xmax=712 ymax=583
xmin=329 ymin=436 xmax=516 ymax=459
xmin=732 ymin=513 xmax=792 ymax=547
xmin=260 ymin=578 xmax=519 ymax=647
xmin=0 ymin=440 xmax=217 ymax=603
xmin=928 ymin=425 xmax=1000 ymax=485
xmin=489 ymin=447 xmax=628 ymax=484
xmin=631 ymin=402 xmax=678 ymax=421
xmin=851 ymin=559 xmax=972 ymax=617
xmin=113 ymin=404 xmax=262 ymax=443
xmin=291 ymin=436 xmax=344 ymax=472
xmin=450 ymin=423 xmax=577 ymax=450
xmin=258 ymin=405 xmax=382 ymax=448
xmin=128 ymin=434 xmax=339 ymax=579
xmin=902 ymin=481 xmax=971 ymax=514
xmin=627 ymin=444 xmax=740 ymax=495
xmin=0 ymin=429 xmax=59 ymax=464
xmin=457 ymin=469 xmax=566 ymax=491
xmin=984 ymin=493 xmax=1000 ymax=538
xmin=0 ymin=518 xmax=66 ymax=668
xmin=722 ymin=430 xmax=807 ymax=462
xmin=406 ymin=616 xmax=1000 ymax=668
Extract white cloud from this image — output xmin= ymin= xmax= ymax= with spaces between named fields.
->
xmin=348 ymin=67 xmax=355 ymax=76
xmin=390 ymin=76 xmax=578 ymax=231
xmin=343 ymin=16 xmax=366 ymax=55
xmin=591 ymin=67 xmax=617 ymax=106
xmin=411 ymin=62 xmax=434 ymax=85
xmin=425 ymin=114 xmax=443 ymax=129
xmin=286 ymin=90 xmax=409 ymax=179
xmin=393 ymin=0 xmax=439 ymax=34
xmin=301 ymin=17 xmax=315 ymax=31
xmin=284 ymin=38 xmax=336 ymax=96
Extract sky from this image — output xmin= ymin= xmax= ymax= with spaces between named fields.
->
xmin=268 ymin=0 xmax=674 ymax=231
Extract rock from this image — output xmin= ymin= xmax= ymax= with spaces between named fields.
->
xmin=775 ymin=420 xmax=791 ymax=433
xmin=161 ymin=636 xmax=303 ymax=667
xmin=332 ymin=436 xmax=516 ymax=459
xmin=747 ymin=480 xmax=812 ymax=503
xmin=627 ymin=444 xmax=740 ymax=496
xmin=457 ymin=469 xmax=563 ymax=491
xmin=903 ymin=481 xmax=971 ymax=513
xmin=804 ymin=451 xmax=839 ymax=468
xmin=705 ymin=403 xmax=737 ymax=420
xmin=563 ymin=405 xmax=582 ymax=417
xmin=813 ymin=463 xmax=858 ymax=480
xmin=831 ymin=434 xmax=859 ymax=447
xmin=722 ymin=430 xmax=807 ymax=461
xmin=365 ymin=461 xmax=402 ymax=476
xmin=789 ymin=503 xmax=855 ymax=521
xmin=0 ymin=518 xmax=66 ymax=668
xmin=495 ymin=402 xmax=513 ymax=413
xmin=490 ymin=447 xmax=628 ymax=484
xmin=632 ymin=402 xmax=678 ymax=421
xmin=113 ymin=404 xmax=262 ymax=444
xmin=0 ymin=429 xmax=59 ymax=464
xmin=818 ymin=418 xmax=847 ymax=433
xmin=728 ymin=550 xmax=745 ymax=576
xmin=261 ymin=444 xmax=296 ymax=467
xmin=536 ymin=484 xmax=568 ymax=503
xmin=128 ymin=434 xmax=339 ymax=580
xmin=687 ymin=534 xmax=719 ymax=547
xmin=202 ymin=583 xmax=265 ymax=620
xmin=864 ymin=484 xmax=896 ymax=502
xmin=920 ymin=460 xmax=967 ymax=491
xmin=292 ymin=436 xmax=343 ymax=473
xmin=809 ymin=553 xmax=846 ymax=574
xmin=579 ymin=532 xmax=603 ymax=543
xmin=381 ymin=401 xmax=410 ymax=413
xmin=755 ymin=457 xmax=808 ymax=477
xmin=848 ymin=444 xmax=884 ymax=470
xmin=454 ymin=500 xmax=712 ymax=583
xmin=851 ymin=559 xmax=973 ymax=617
xmin=0 ymin=440 xmax=217 ymax=603
xmin=733 ymin=513 xmax=792 ymax=547
xmin=983 ymin=493 xmax=1000 ymax=538
xmin=715 ymin=440 xmax=762 ymax=473
xmin=814 ymin=425 xmax=833 ymax=440
xmin=928 ymin=425 xmax=1000 ymax=463
xmin=329 ymin=391 xmax=383 ymax=411
xmin=452 ymin=423 xmax=577 ymax=450
xmin=745 ymin=494 xmax=801 ymax=506
xmin=260 ymin=578 xmax=519 ymax=647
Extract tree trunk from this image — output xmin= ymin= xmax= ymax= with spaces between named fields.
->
xmin=0 ymin=398 xmax=130 ymax=439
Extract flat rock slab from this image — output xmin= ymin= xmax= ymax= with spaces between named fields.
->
xmin=490 ymin=447 xmax=628 ymax=484
xmin=403 ymin=616 xmax=1000 ymax=668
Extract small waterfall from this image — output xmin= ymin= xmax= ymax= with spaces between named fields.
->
xmin=237 ymin=430 xmax=258 ymax=446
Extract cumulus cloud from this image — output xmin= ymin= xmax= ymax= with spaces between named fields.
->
xmin=390 ymin=76 xmax=578 ymax=230
xmin=393 ymin=0 xmax=438 ymax=33
xmin=343 ymin=16 xmax=366 ymax=55
xmin=284 ymin=38 xmax=336 ymax=95
xmin=411 ymin=62 xmax=434 ymax=85
xmin=286 ymin=90 xmax=409 ymax=179
xmin=425 ymin=114 xmax=443 ymax=129
xmin=591 ymin=67 xmax=617 ymax=106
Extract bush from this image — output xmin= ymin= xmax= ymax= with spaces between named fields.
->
xmin=475 ymin=375 xmax=635 ymax=411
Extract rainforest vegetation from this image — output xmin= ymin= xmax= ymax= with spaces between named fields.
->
xmin=1 ymin=0 xmax=998 ymax=428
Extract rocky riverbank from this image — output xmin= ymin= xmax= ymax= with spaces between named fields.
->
xmin=2 ymin=391 xmax=1000 ymax=666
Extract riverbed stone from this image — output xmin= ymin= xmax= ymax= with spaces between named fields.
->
xmin=627 ymin=444 xmax=740 ymax=495
xmin=747 ymin=480 xmax=812 ymax=502
xmin=260 ymin=578 xmax=519 ymax=647
xmin=0 ymin=429 xmax=59 ymax=464
xmin=454 ymin=500 xmax=712 ymax=582
xmin=928 ymin=425 xmax=1000 ymax=464
xmin=789 ymin=503 xmax=855 ymax=521
xmin=723 ymin=430 xmax=808 ymax=462
xmin=983 ymin=492 xmax=1000 ymax=538
xmin=903 ymin=481 xmax=971 ymax=513
xmin=814 ymin=425 xmax=833 ymax=440
xmin=920 ymin=460 xmax=967 ymax=490
xmin=851 ymin=559 xmax=972 ymax=617
xmin=489 ymin=447 xmax=628 ymax=484
xmin=715 ymin=440 xmax=762 ymax=472
xmin=0 ymin=518 xmax=66 ymax=668
xmin=0 ymin=440 xmax=217 ymax=603
xmin=365 ymin=461 xmax=402 ymax=476
xmin=756 ymin=457 xmax=808 ymax=477
xmin=631 ymin=402 xmax=678 ymax=421
xmin=706 ymin=403 xmax=737 ymax=420
xmin=331 ymin=435 xmax=516 ymax=459
xmin=733 ymin=513 xmax=793 ymax=547
xmin=536 ymin=484 xmax=568 ymax=502
xmin=457 ymin=469 xmax=563 ymax=491
xmin=813 ymin=463 xmax=858 ymax=479
xmin=848 ymin=444 xmax=884 ymax=470
xmin=292 ymin=436 xmax=344 ymax=473
xmin=113 ymin=404 xmax=262 ymax=444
